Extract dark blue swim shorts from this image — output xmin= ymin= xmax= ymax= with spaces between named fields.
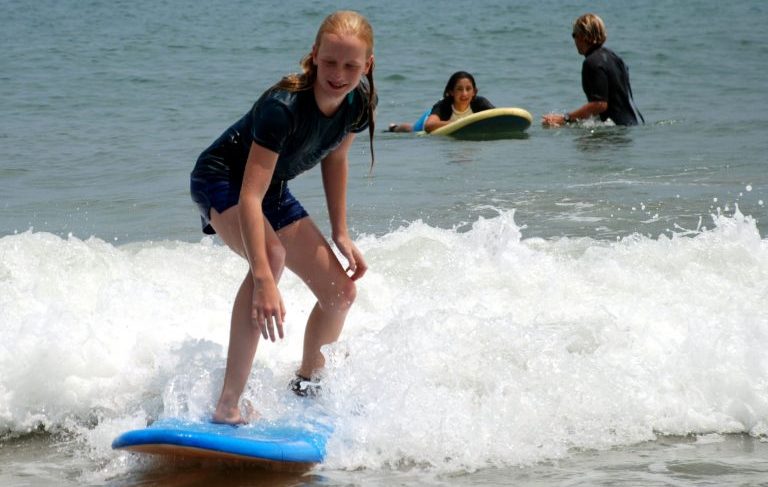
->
xmin=190 ymin=178 xmax=308 ymax=235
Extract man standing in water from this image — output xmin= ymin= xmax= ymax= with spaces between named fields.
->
xmin=543 ymin=13 xmax=642 ymax=127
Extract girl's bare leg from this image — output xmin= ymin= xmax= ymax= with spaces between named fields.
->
xmin=209 ymin=205 xmax=285 ymax=424
xmin=277 ymin=217 xmax=356 ymax=378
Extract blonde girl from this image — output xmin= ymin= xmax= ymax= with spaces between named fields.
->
xmin=190 ymin=10 xmax=376 ymax=424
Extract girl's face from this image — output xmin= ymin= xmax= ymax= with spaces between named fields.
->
xmin=312 ymin=32 xmax=373 ymax=103
xmin=449 ymin=78 xmax=476 ymax=110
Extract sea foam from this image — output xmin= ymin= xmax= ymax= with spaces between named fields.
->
xmin=1 ymin=209 xmax=766 ymax=473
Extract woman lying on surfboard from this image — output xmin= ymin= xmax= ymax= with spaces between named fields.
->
xmin=190 ymin=10 xmax=377 ymax=424
xmin=387 ymin=71 xmax=494 ymax=133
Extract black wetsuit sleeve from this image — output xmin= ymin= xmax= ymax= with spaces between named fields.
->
xmin=350 ymin=119 xmax=368 ymax=133
xmin=250 ymin=97 xmax=293 ymax=154
xmin=430 ymin=99 xmax=452 ymax=121
xmin=582 ymin=59 xmax=609 ymax=103
xmin=429 ymin=100 xmax=442 ymax=117
xmin=349 ymin=84 xmax=376 ymax=133
xmin=472 ymin=96 xmax=495 ymax=111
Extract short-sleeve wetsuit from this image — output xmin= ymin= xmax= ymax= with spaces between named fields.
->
xmin=190 ymin=81 xmax=373 ymax=234
xmin=581 ymin=46 xmax=641 ymax=126
xmin=429 ymin=96 xmax=495 ymax=121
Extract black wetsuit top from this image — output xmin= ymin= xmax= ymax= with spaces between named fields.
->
xmin=429 ymin=96 xmax=495 ymax=121
xmin=582 ymin=46 xmax=641 ymax=126
xmin=191 ymin=81 xmax=373 ymax=188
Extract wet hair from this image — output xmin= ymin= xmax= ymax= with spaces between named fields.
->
xmin=573 ymin=13 xmax=607 ymax=46
xmin=276 ymin=11 xmax=377 ymax=169
xmin=442 ymin=71 xmax=478 ymax=99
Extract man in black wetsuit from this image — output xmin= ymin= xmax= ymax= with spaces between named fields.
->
xmin=543 ymin=13 xmax=642 ymax=127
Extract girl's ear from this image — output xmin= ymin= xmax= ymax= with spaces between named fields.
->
xmin=311 ymin=44 xmax=319 ymax=65
xmin=364 ymin=54 xmax=374 ymax=75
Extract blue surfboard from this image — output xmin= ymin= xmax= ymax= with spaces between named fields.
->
xmin=112 ymin=415 xmax=333 ymax=469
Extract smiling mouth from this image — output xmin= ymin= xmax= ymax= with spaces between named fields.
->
xmin=328 ymin=80 xmax=347 ymax=90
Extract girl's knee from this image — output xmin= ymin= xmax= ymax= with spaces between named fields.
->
xmin=333 ymin=277 xmax=357 ymax=311
xmin=267 ymin=242 xmax=286 ymax=278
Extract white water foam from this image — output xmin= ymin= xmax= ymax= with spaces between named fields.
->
xmin=1 ymin=209 xmax=767 ymax=478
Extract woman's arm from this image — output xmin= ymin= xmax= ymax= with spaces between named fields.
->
xmin=542 ymin=100 xmax=608 ymax=127
xmin=321 ymin=133 xmax=367 ymax=281
xmin=240 ymin=142 xmax=285 ymax=339
xmin=424 ymin=114 xmax=451 ymax=133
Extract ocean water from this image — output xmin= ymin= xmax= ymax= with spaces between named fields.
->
xmin=2 ymin=0 xmax=768 ymax=485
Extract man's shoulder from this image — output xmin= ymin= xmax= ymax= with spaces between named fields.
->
xmin=587 ymin=46 xmax=623 ymax=64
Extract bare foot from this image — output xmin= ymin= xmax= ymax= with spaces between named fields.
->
xmin=212 ymin=399 xmax=260 ymax=425
xmin=240 ymin=399 xmax=260 ymax=422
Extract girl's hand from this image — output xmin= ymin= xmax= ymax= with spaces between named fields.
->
xmin=333 ymin=234 xmax=368 ymax=281
xmin=251 ymin=277 xmax=285 ymax=342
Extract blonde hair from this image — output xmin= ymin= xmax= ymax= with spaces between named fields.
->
xmin=573 ymin=13 xmax=607 ymax=46
xmin=277 ymin=11 xmax=377 ymax=168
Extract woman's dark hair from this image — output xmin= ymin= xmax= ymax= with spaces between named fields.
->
xmin=442 ymin=71 xmax=478 ymax=99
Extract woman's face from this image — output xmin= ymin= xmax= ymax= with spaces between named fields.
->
xmin=573 ymin=32 xmax=591 ymax=55
xmin=449 ymin=78 xmax=476 ymax=110
xmin=312 ymin=33 xmax=373 ymax=102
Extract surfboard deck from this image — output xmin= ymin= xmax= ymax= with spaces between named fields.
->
xmin=428 ymin=107 xmax=532 ymax=140
xmin=112 ymin=415 xmax=332 ymax=471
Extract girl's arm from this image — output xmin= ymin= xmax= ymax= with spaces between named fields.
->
xmin=424 ymin=114 xmax=451 ymax=133
xmin=321 ymin=133 xmax=367 ymax=281
xmin=240 ymin=141 xmax=286 ymax=340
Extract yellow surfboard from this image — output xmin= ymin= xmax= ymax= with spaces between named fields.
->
xmin=429 ymin=107 xmax=532 ymax=140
